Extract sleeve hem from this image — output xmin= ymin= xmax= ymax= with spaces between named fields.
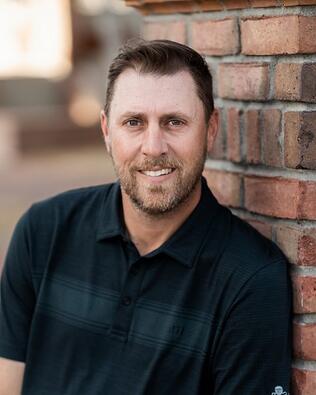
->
xmin=0 ymin=344 xmax=26 ymax=362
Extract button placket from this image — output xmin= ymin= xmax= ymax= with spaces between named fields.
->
xmin=121 ymin=296 xmax=132 ymax=306
xmin=110 ymin=258 xmax=145 ymax=340
xmin=130 ymin=265 xmax=139 ymax=276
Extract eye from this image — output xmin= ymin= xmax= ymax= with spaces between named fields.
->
xmin=124 ymin=119 xmax=142 ymax=127
xmin=167 ymin=119 xmax=185 ymax=127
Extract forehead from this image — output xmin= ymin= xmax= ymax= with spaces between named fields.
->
xmin=109 ymin=69 xmax=203 ymax=118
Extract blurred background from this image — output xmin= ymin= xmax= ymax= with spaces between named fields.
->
xmin=0 ymin=0 xmax=143 ymax=267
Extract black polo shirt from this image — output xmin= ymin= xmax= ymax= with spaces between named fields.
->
xmin=0 ymin=178 xmax=292 ymax=395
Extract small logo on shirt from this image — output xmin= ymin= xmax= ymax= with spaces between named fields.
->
xmin=168 ymin=324 xmax=184 ymax=339
xmin=272 ymin=386 xmax=288 ymax=395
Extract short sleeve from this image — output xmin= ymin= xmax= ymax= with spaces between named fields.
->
xmin=0 ymin=209 xmax=36 ymax=362
xmin=211 ymin=259 xmax=292 ymax=395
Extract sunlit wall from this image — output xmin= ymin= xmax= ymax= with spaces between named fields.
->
xmin=0 ymin=0 xmax=72 ymax=79
xmin=0 ymin=0 xmax=142 ymax=270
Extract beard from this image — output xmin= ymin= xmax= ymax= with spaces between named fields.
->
xmin=111 ymin=146 xmax=207 ymax=216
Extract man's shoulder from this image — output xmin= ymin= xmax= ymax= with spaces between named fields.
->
xmin=202 ymin=208 xmax=290 ymax=308
xmin=208 ymin=207 xmax=288 ymax=282
xmin=34 ymin=183 xmax=114 ymax=209
xmin=24 ymin=182 xmax=116 ymax=228
xmin=229 ymin=213 xmax=284 ymax=264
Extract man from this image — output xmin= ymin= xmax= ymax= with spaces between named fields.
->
xmin=0 ymin=40 xmax=292 ymax=394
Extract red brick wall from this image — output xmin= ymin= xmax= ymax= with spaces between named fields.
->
xmin=126 ymin=1 xmax=316 ymax=394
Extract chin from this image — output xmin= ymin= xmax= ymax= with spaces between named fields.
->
xmin=132 ymin=187 xmax=193 ymax=216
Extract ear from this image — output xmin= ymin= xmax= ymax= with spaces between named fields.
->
xmin=100 ymin=110 xmax=111 ymax=153
xmin=206 ymin=109 xmax=219 ymax=153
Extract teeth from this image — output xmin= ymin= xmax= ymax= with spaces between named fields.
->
xmin=142 ymin=168 xmax=173 ymax=177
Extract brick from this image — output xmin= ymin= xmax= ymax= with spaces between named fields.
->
xmin=218 ymin=63 xmax=269 ymax=101
xmin=127 ymin=0 xmax=316 ymax=13
xmin=139 ymin=0 xmax=279 ymax=14
xmin=203 ymin=169 xmax=242 ymax=208
xmin=250 ymin=0 xmax=278 ymax=6
xmin=301 ymin=64 xmax=316 ymax=103
xmin=276 ymin=226 xmax=301 ymax=264
xmin=144 ymin=21 xmax=186 ymax=43
xmin=298 ymin=181 xmax=316 ymax=220
xmin=222 ymin=0 xmax=249 ymax=9
xmin=284 ymin=111 xmax=316 ymax=170
xmin=285 ymin=0 xmax=316 ymax=4
xmin=133 ymin=1 xmax=196 ymax=15
xmin=241 ymin=16 xmax=299 ymax=55
xmin=245 ymin=110 xmax=261 ymax=164
xmin=276 ymin=226 xmax=316 ymax=266
xmin=275 ymin=63 xmax=302 ymax=101
xmin=208 ymin=108 xmax=225 ymax=160
xmin=275 ymin=63 xmax=316 ymax=103
xmin=299 ymin=0 xmax=316 ymax=4
xmin=292 ymin=275 xmax=316 ymax=314
xmin=226 ymin=108 xmax=242 ymax=162
xmin=283 ymin=0 xmax=308 ymax=5
xmin=198 ymin=1 xmax=223 ymax=12
xmin=245 ymin=176 xmax=300 ymax=219
xmin=292 ymin=368 xmax=316 ymax=395
xmin=244 ymin=176 xmax=316 ymax=220
xmin=299 ymin=233 xmax=316 ymax=266
xmin=134 ymin=0 xmax=189 ymax=3
xmin=283 ymin=0 xmax=299 ymax=4
xmin=293 ymin=322 xmax=316 ymax=360
xmin=191 ymin=18 xmax=239 ymax=56
xmin=262 ymin=109 xmax=282 ymax=167
xmin=299 ymin=15 xmax=316 ymax=53
xmin=241 ymin=15 xmax=316 ymax=55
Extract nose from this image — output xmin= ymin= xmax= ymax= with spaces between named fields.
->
xmin=141 ymin=123 xmax=168 ymax=157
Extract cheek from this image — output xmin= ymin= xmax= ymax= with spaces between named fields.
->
xmin=170 ymin=132 xmax=207 ymax=160
xmin=110 ymin=135 xmax=139 ymax=164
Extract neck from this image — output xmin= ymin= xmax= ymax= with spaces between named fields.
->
xmin=121 ymin=181 xmax=202 ymax=256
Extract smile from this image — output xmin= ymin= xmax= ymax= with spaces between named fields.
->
xmin=140 ymin=168 xmax=174 ymax=177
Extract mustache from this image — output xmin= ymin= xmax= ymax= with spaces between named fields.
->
xmin=131 ymin=157 xmax=183 ymax=172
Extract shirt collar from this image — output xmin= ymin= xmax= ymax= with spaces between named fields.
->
xmin=96 ymin=177 xmax=221 ymax=268
xmin=96 ymin=181 xmax=125 ymax=240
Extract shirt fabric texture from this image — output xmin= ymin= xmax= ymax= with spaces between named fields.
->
xmin=0 ymin=178 xmax=292 ymax=395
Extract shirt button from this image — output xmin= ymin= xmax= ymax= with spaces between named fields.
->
xmin=122 ymin=296 xmax=132 ymax=306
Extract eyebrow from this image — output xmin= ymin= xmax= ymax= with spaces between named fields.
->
xmin=119 ymin=112 xmax=145 ymax=120
xmin=119 ymin=111 xmax=192 ymax=121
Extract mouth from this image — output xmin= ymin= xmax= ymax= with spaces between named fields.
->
xmin=139 ymin=168 xmax=175 ymax=177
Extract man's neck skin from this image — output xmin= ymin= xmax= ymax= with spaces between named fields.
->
xmin=121 ymin=181 xmax=202 ymax=256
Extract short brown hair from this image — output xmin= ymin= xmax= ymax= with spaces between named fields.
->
xmin=104 ymin=39 xmax=214 ymax=123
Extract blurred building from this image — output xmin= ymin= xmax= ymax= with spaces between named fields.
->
xmin=0 ymin=0 xmax=142 ymax=165
xmin=0 ymin=0 xmax=142 ymax=269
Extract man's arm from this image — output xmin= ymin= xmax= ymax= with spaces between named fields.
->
xmin=0 ymin=357 xmax=25 ymax=395
xmin=0 ymin=209 xmax=36 ymax=391
xmin=211 ymin=259 xmax=292 ymax=395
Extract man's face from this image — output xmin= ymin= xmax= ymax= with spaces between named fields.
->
xmin=101 ymin=69 xmax=217 ymax=216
